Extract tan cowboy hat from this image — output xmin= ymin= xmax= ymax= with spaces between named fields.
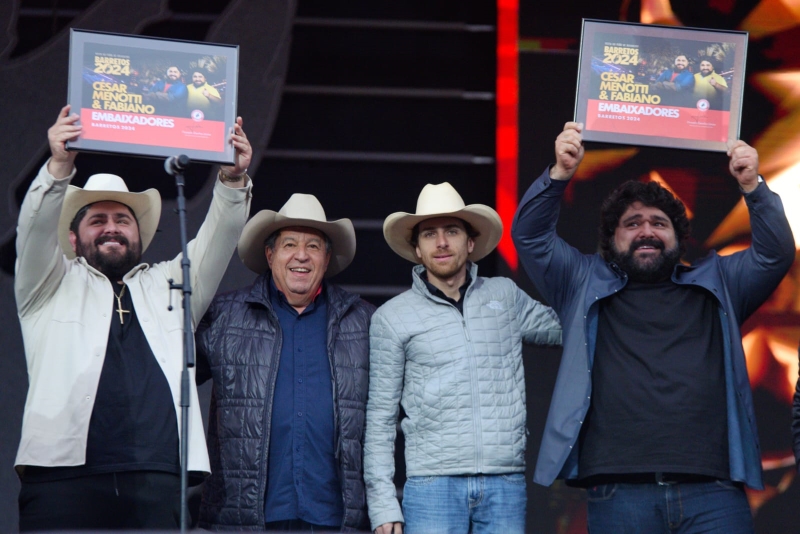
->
xmin=238 ymin=193 xmax=356 ymax=276
xmin=383 ymin=182 xmax=503 ymax=263
xmin=58 ymin=173 xmax=162 ymax=259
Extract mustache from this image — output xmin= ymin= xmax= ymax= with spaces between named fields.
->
xmin=630 ymin=238 xmax=664 ymax=251
xmin=94 ymin=235 xmax=130 ymax=247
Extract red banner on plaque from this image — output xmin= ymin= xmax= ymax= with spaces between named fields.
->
xmin=80 ymin=109 xmax=226 ymax=152
xmin=585 ymin=100 xmax=730 ymax=142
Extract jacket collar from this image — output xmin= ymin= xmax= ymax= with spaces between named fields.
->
xmin=245 ymin=270 xmax=360 ymax=319
xmin=74 ymin=256 xmax=149 ymax=281
xmin=412 ymin=261 xmax=479 ymax=299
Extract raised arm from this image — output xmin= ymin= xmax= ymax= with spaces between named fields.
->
xmin=162 ymin=117 xmax=253 ymax=323
xmin=15 ymin=106 xmax=80 ymax=315
xmin=718 ymin=140 xmax=794 ymax=320
xmin=511 ymin=122 xmax=591 ymax=314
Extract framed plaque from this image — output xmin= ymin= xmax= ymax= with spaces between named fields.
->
xmin=67 ymin=29 xmax=239 ymax=164
xmin=574 ymin=19 xmax=748 ymax=152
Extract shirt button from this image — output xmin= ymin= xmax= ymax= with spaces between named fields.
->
xmin=298 ymin=378 xmax=303 ymax=383
xmin=297 ymin=347 xmax=303 ymax=352
xmin=85 ymin=395 xmax=91 ymax=401
xmin=297 ymin=412 xmax=303 ymax=417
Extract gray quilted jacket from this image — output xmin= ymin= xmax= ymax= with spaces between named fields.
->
xmin=363 ymin=263 xmax=562 ymax=529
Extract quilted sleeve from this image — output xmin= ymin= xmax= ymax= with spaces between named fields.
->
xmin=363 ymin=306 xmax=406 ymax=530
xmin=514 ymin=282 xmax=562 ymax=347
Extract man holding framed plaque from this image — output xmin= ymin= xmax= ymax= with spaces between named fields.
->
xmin=511 ymin=122 xmax=794 ymax=533
xmin=13 ymin=105 xmax=252 ymax=530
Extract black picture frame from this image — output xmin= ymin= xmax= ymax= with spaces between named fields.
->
xmin=67 ymin=29 xmax=239 ymax=164
xmin=574 ymin=19 xmax=748 ymax=152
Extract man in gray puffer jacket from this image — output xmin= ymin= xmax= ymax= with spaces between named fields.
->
xmin=364 ymin=183 xmax=562 ymax=534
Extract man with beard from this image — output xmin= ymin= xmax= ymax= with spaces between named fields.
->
xmin=651 ymin=54 xmax=695 ymax=106
xmin=693 ymin=59 xmax=729 ymax=110
xmin=511 ymin=122 xmax=795 ymax=533
xmin=186 ymin=70 xmax=222 ymax=118
xmin=144 ymin=65 xmax=188 ymax=117
xmin=365 ymin=183 xmax=562 ymax=534
xmin=13 ymin=105 xmax=252 ymax=530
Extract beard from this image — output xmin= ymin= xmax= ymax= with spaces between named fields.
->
xmin=426 ymin=261 xmax=463 ymax=281
xmin=608 ymin=237 xmax=681 ymax=283
xmin=75 ymin=235 xmax=142 ymax=281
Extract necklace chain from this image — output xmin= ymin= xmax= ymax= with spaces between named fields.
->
xmin=113 ymin=284 xmax=130 ymax=324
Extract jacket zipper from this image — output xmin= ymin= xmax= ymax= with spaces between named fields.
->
xmin=258 ymin=307 xmax=282 ymax=526
xmin=460 ymin=290 xmax=483 ymax=472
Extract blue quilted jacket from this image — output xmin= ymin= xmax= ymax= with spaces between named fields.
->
xmin=195 ymin=273 xmax=375 ymax=531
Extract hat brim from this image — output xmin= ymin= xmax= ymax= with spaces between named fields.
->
xmin=383 ymin=205 xmax=503 ymax=263
xmin=58 ymin=187 xmax=162 ymax=259
xmin=238 ymin=210 xmax=356 ymax=276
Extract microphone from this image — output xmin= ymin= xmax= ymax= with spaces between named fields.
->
xmin=164 ymin=155 xmax=191 ymax=176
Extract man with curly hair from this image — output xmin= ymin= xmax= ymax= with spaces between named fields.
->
xmin=511 ymin=122 xmax=795 ymax=533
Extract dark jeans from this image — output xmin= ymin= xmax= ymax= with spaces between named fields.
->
xmin=264 ymin=519 xmax=339 ymax=532
xmin=19 ymin=471 xmax=181 ymax=531
xmin=587 ymin=480 xmax=754 ymax=534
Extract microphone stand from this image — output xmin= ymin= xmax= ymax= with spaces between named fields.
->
xmin=165 ymin=154 xmax=193 ymax=533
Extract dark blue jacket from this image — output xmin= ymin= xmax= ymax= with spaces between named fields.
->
xmin=656 ymin=68 xmax=695 ymax=91
xmin=195 ymin=273 xmax=375 ymax=531
xmin=511 ymin=169 xmax=794 ymax=489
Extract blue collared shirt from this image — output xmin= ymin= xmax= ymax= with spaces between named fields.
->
xmin=264 ymin=280 xmax=343 ymax=527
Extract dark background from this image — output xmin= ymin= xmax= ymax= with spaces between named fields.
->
xmin=1 ymin=1 xmax=799 ymax=532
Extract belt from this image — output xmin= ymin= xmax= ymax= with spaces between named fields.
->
xmin=582 ymin=472 xmax=721 ymax=486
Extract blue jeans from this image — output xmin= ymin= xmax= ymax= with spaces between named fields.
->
xmin=402 ymin=474 xmax=526 ymax=534
xmin=587 ymin=480 xmax=754 ymax=534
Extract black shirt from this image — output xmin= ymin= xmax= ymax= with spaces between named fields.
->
xmin=578 ymin=280 xmax=729 ymax=481
xmin=422 ymin=272 xmax=471 ymax=314
xmin=23 ymin=284 xmax=180 ymax=482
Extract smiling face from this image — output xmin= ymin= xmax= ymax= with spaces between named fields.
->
xmin=674 ymin=55 xmax=688 ymax=71
xmin=266 ymin=227 xmax=331 ymax=312
xmin=192 ymin=71 xmax=206 ymax=87
xmin=414 ymin=217 xmax=475 ymax=283
xmin=699 ymin=60 xmax=714 ymax=76
xmin=610 ymin=201 xmax=680 ymax=282
xmin=166 ymin=66 xmax=181 ymax=81
xmin=69 ymin=201 xmax=142 ymax=281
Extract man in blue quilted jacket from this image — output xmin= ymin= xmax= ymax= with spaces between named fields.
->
xmin=195 ymin=194 xmax=375 ymax=531
xmin=364 ymin=183 xmax=562 ymax=534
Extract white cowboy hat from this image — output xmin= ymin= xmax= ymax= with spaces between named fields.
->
xmin=383 ymin=182 xmax=503 ymax=263
xmin=58 ymin=173 xmax=162 ymax=259
xmin=238 ymin=193 xmax=356 ymax=276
